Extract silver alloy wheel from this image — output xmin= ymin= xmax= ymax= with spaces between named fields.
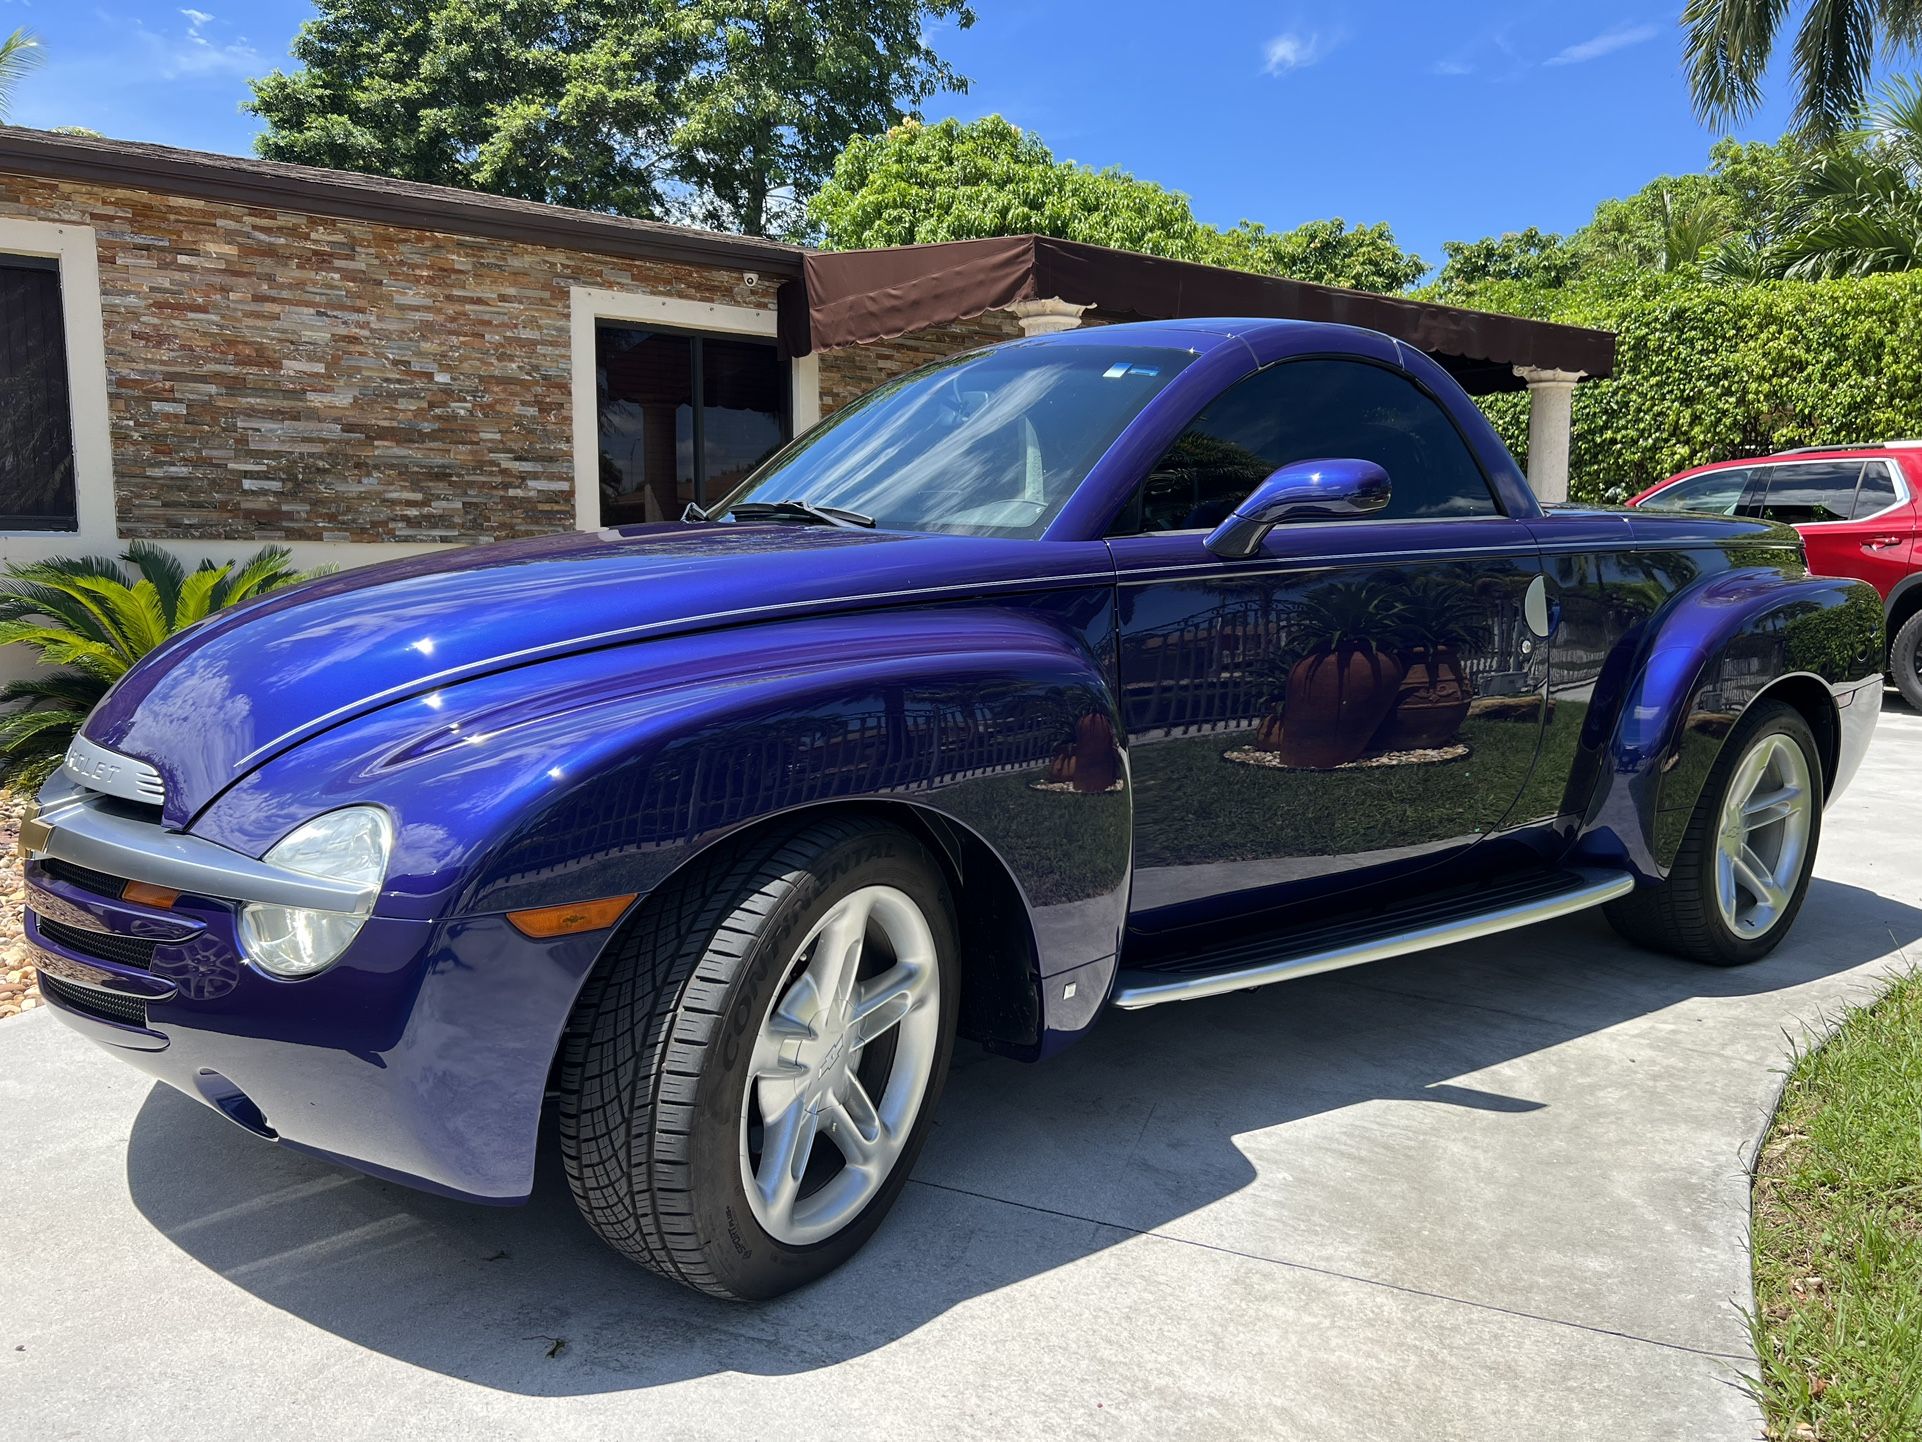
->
xmin=1714 ymin=730 xmax=1815 ymax=938
xmin=740 ymin=884 xmax=942 ymax=1246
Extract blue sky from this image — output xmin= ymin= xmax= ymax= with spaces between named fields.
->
xmin=0 ymin=1 xmax=1854 ymax=274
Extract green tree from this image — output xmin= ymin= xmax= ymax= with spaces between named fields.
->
xmin=245 ymin=0 xmax=973 ymax=238
xmin=0 ymin=29 xmax=42 ymax=121
xmin=810 ymin=115 xmax=1426 ymax=292
xmin=1430 ymin=228 xmax=1580 ymax=298
xmin=1208 ymin=218 xmax=1427 ymax=293
xmin=1684 ymin=0 xmax=1922 ymax=137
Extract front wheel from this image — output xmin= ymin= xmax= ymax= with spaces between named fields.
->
xmin=1605 ymin=701 xmax=1822 ymax=966
xmin=558 ymin=818 xmax=958 ymax=1299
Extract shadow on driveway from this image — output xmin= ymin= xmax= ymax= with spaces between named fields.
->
xmin=123 ymin=876 xmax=1921 ymax=1395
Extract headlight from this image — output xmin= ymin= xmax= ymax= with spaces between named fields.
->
xmin=238 ymin=806 xmax=393 ymax=979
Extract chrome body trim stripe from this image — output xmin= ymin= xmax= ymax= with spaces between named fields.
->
xmin=1107 ymin=868 xmax=1637 ymax=1010
xmin=27 ymin=775 xmax=376 ymax=912
xmin=234 ymin=567 xmax=1122 ymax=770
xmin=62 ymin=734 xmax=165 ymax=807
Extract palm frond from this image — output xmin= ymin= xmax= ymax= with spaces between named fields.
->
xmin=0 ymin=29 xmax=44 ymax=123
xmin=1791 ymin=0 xmax=1880 ymax=137
xmin=0 ymin=671 xmax=110 ymax=710
xmin=123 ymin=540 xmax=188 ymax=627
xmin=173 ymin=565 xmax=232 ymax=631
xmin=1685 ymin=0 xmax=1795 ymax=126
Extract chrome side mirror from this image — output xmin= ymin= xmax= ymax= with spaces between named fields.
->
xmin=1204 ymin=458 xmax=1392 ymax=560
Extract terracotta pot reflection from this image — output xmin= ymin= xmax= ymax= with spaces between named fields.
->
xmin=1277 ymin=646 xmax=1406 ymax=769
xmin=1376 ymin=644 xmax=1473 ymax=751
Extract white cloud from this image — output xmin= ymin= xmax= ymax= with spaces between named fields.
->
xmin=136 ymin=9 xmax=258 ymax=78
xmin=1262 ymin=30 xmax=1332 ymax=76
xmin=1545 ymin=22 xmax=1659 ymax=66
xmin=1431 ymin=58 xmax=1474 ymax=77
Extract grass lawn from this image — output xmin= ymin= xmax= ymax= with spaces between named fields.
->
xmin=1751 ymin=967 xmax=1922 ymax=1441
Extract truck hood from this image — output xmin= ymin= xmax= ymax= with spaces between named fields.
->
xmin=82 ymin=523 xmax=1112 ymax=826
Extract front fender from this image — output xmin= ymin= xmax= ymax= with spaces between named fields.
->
xmin=188 ymin=600 xmax=1127 ymax=1198
xmin=1572 ymin=568 xmax=1883 ymax=879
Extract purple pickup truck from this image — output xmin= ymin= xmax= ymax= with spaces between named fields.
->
xmin=22 ymin=319 xmax=1882 ymax=1298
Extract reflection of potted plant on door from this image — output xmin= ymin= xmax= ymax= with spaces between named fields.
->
xmin=1268 ymin=579 xmax=1408 ymax=769
xmin=1375 ymin=571 xmax=1491 ymax=751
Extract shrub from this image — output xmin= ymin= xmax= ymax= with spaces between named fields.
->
xmin=0 ymin=541 xmax=330 ymax=788
xmin=1478 ymin=272 xmax=1922 ymax=503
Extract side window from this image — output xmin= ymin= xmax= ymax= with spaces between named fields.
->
xmin=1645 ymin=468 xmax=1750 ymax=515
xmin=1751 ymin=460 xmax=1864 ymax=525
xmin=0 ymin=255 xmax=79 ymax=531
xmin=1853 ymin=460 xmax=1900 ymax=518
xmin=1111 ymin=358 xmax=1498 ymax=535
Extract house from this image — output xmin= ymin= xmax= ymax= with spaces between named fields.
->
xmin=0 ymin=126 xmax=1612 ymax=590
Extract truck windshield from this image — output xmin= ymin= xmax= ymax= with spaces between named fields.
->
xmin=715 ymin=343 xmax=1196 ymax=538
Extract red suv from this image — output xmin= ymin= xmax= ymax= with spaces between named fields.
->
xmin=1630 ymin=443 xmax=1922 ymax=704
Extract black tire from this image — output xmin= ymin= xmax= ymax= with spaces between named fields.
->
xmin=1891 ymin=609 xmax=1922 ymax=710
xmin=557 ymin=817 xmax=958 ymax=1300
xmin=1604 ymin=700 xmax=1823 ymax=966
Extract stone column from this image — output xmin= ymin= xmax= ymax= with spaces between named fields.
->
xmin=1513 ymin=366 xmax=1584 ymax=505
xmin=1008 ymin=297 xmax=1090 ymax=336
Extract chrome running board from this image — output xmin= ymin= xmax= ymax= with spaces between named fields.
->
xmin=1109 ymin=867 xmax=1636 ymax=1010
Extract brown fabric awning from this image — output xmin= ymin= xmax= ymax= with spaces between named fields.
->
xmin=777 ymin=234 xmax=1613 ymax=395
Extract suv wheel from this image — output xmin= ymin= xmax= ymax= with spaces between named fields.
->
xmin=558 ymin=818 xmax=957 ymax=1300
xmin=1605 ymin=700 xmax=1822 ymax=966
xmin=1891 ymin=609 xmax=1922 ymax=710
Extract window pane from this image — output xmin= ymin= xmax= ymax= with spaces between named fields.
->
xmin=1116 ymin=358 xmax=1496 ymax=534
xmin=597 ymin=325 xmax=694 ymax=526
xmin=1853 ymin=461 xmax=1899 ymax=518
xmin=1757 ymin=460 xmax=1862 ymax=524
xmin=0 ymin=258 xmax=78 ymax=530
xmin=1646 ymin=468 xmax=1749 ymax=515
xmin=701 ymin=337 xmax=784 ymax=500
xmin=729 ymin=345 xmax=1194 ymax=538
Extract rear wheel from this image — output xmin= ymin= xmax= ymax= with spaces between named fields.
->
xmin=558 ymin=818 xmax=958 ymax=1299
xmin=1605 ymin=701 xmax=1822 ymax=966
xmin=1890 ymin=609 xmax=1922 ymax=710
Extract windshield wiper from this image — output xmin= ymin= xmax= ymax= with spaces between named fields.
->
xmin=727 ymin=499 xmax=875 ymax=530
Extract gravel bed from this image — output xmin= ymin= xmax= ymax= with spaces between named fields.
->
xmin=0 ymin=791 xmax=37 ymax=1020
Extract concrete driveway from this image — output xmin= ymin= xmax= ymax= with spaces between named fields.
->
xmin=5 ymin=707 xmax=1920 ymax=1442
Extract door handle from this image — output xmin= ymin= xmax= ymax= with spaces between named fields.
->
xmin=1864 ymin=535 xmax=1905 ymax=549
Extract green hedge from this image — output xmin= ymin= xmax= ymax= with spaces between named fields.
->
xmin=1479 ymin=273 xmax=1922 ymax=503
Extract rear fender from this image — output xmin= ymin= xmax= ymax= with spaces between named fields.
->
xmin=1571 ymin=569 xmax=1883 ymax=879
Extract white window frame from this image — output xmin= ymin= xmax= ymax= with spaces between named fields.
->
xmin=569 ymin=287 xmax=818 ymax=532
xmin=0 ymin=218 xmax=115 ymax=553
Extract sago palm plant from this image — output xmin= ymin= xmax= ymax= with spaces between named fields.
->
xmin=0 ymin=541 xmax=330 ymax=787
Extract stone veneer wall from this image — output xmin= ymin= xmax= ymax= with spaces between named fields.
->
xmin=0 ymin=173 xmax=774 ymax=544
xmin=816 ymin=311 xmax=1023 ymax=416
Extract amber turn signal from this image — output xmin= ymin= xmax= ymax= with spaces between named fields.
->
xmin=506 ymin=894 xmax=637 ymax=939
xmin=122 ymin=881 xmax=180 ymax=910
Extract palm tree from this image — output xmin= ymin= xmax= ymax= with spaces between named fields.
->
xmin=1772 ymin=74 xmax=1922 ymax=275
xmin=1684 ymin=0 xmax=1922 ymax=137
xmin=0 ymin=29 xmax=41 ymax=122
xmin=1659 ymin=189 xmax=1736 ymax=269
xmin=0 ymin=542 xmax=330 ymax=787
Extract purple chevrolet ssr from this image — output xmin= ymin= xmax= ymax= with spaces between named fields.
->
xmin=22 ymin=320 xmax=1884 ymax=1299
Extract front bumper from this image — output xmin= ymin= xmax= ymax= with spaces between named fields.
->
xmin=22 ymin=806 xmax=605 ymax=1204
